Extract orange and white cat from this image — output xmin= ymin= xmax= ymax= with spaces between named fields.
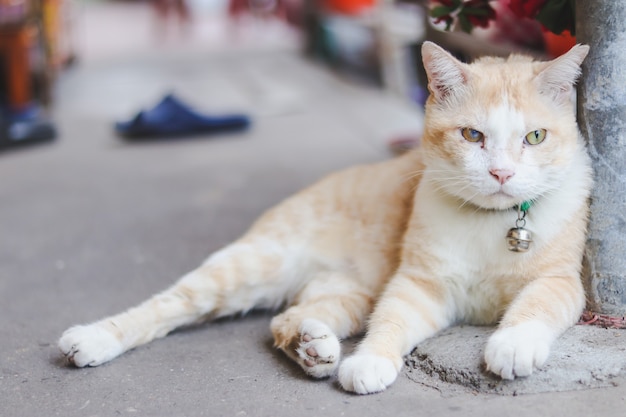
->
xmin=59 ymin=42 xmax=592 ymax=394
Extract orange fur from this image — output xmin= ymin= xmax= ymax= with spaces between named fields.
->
xmin=59 ymin=42 xmax=592 ymax=393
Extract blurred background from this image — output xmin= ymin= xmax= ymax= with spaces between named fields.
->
xmin=0 ymin=0 xmax=574 ymax=151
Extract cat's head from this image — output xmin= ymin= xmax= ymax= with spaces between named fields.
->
xmin=420 ymin=41 xmax=589 ymax=210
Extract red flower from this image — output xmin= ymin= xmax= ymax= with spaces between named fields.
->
xmin=429 ymin=0 xmax=497 ymax=33
xmin=430 ymin=0 xmax=574 ymax=35
xmin=508 ymin=0 xmax=547 ymax=19
xmin=465 ymin=0 xmax=497 ymax=28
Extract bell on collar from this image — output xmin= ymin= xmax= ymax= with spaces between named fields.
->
xmin=506 ymin=227 xmax=532 ymax=252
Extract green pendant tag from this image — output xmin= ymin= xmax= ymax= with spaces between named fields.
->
xmin=519 ymin=200 xmax=532 ymax=212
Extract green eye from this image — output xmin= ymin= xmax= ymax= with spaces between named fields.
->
xmin=525 ymin=129 xmax=547 ymax=145
xmin=461 ymin=128 xmax=484 ymax=143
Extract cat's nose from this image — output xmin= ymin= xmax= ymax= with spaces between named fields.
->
xmin=489 ymin=168 xmax=515 ymax=184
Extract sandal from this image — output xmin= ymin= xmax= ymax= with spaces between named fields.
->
xmin=115 ymin=94 xmax=251 ymax=139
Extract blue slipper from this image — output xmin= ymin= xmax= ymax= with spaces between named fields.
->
xmin=0 ymin=103 xmax=56 ymax=150
xmin=115 ymin=94 xmax=251 ymax=139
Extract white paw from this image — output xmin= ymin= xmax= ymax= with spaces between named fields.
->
xmin=484 ymin=321 xmax=554 ymax=380
xmin=338 ymin=353 xmax=398 ymax=394
xmin=296 ymin=318 xmax=341 ymax=378
xmin=58 ymin=324 xmax=124 ymax=367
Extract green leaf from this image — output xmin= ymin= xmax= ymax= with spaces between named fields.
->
xmin=458 ymin=14 xmax=473 ymax=33
xmin=536 ymin=0 xmax=575 ymax=34
xmin=430 ymin=5 xmax=454 ymax=18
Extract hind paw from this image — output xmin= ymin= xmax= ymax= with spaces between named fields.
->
xmin=296 ymin=318 xmax=341 ymax=378
xmin=58 ymin=323 xmax=124 ymax=367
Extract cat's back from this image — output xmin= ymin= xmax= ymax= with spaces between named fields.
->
xmin=251 ymin=151 xmax=422 ymax=234
xmin=246 ymin=151 xmax=423 ymax=283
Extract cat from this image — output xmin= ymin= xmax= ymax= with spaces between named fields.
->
xmin=59 ymin=41 xmax=592 ymax=395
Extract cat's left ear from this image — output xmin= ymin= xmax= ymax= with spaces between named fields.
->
xmin=535 ymin=44 xmax=590 ymax=103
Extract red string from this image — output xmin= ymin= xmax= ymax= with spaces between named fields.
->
xmin=578 ymin=311 xmax=626 ymax=329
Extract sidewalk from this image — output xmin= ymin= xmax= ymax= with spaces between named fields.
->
xmin=0 ymin=2 xmax=624 ymax=416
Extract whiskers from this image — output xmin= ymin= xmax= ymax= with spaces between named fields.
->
xmin=404 ymin=165 xmax=549 ymax=214
xmin=401 ymin=169 xmax=425 ymax=184
xmin=422 ymin=168 xmax=476 ymax=206
xmin=401 ymin=168 xmax=426 ymax=194
xmin=459 ymin=191 xmax=485 ymax=212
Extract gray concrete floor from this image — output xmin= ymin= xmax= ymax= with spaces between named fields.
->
xmin=1 ymin=2 xmax=625 ymax=416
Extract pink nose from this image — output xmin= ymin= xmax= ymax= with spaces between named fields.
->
xmin=489 ymin=168 xmax=515 ymax=185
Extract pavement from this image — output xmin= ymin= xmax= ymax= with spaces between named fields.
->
xmin=1 ymin=2 xmax=625 ymax=416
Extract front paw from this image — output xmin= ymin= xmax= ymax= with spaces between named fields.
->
xmin=59 ymin=324 xmax=124 ymax=367
xmin=338 ymin=353 xmax=398 ymax=394
xmin=484 ymin=321 xmax=554 ymax=380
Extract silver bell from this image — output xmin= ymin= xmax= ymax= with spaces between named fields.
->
xmin=506 ymin=227 xmax=532 ymax=252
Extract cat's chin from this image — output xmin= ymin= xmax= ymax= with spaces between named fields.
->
xmin=470 ymin=192 xmax=519 ymax=211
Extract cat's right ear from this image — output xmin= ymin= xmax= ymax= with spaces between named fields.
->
xmin=421 ymin=41 xmax=469 ymax=102
xmin=534 ymin=44 xmax=589 ymax=104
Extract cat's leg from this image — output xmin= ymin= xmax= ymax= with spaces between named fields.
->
xmin=270 ymin=272 xmax=374 ymax=379
xmin=484 ymin=276 xmax=584 ymax=380
xmin=338 ymin=272 xmax=453 ymax=394
xmin=59 ymin=237 xmax=297 ymax=367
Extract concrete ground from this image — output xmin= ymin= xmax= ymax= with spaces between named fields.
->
xmin=1 ymin=2 xmax=625 ymax=416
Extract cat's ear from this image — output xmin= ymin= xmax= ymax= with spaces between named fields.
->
xmin=535 ymin=44 xmax=590 ymax=103
xmin=421 ymin=41 xmax=469 ymax=102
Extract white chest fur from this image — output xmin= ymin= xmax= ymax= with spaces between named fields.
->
xmin=409 ymin=146 xmax=591 ymax=323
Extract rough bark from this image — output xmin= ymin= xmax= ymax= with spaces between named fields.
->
xmin=577 ymin=1 xmax=626 ymax=315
